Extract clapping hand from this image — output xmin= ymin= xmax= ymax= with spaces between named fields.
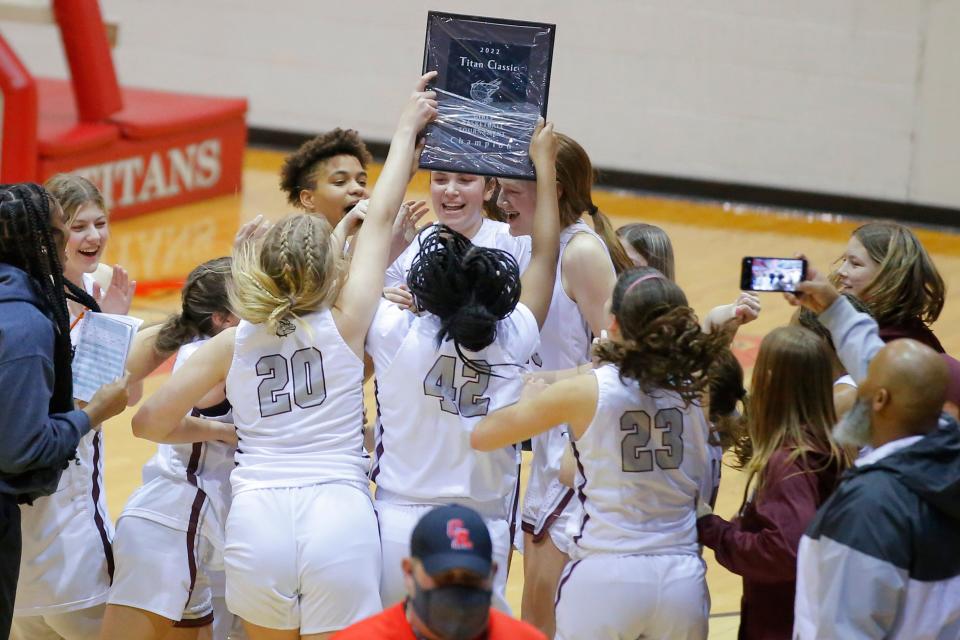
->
xmin=93 ymin=265 xmax=136 ymax=315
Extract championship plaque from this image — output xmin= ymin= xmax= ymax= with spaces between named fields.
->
xmin=419 ymin=12 xmax=556 ymax=179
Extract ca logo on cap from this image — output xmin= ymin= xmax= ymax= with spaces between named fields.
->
xmin=446 ymin=518 xmax=474 ymax=550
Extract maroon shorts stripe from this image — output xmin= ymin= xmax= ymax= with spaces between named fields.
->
xmin=370 ymin=381 xmax=385 ymax=482
xmin=90 ymin=432 xmax=115 ymax=581
xmin=530 ymin=489 xmax=574 ymax=544
xmin=571 ymin=443 xmax=590 ymax=546
xmin=184 ymin=441 xmax=207 ymax=597
xmin=508 ymin=459 xmax=522 ymax=546
xmin=554 ymin=559 xmax=582 ymax=607
xmin=173 ymin=611 xmax=214 ymax=628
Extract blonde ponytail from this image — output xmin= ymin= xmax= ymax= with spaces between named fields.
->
xmin=229 ymin=214 xmax=343 ymax=334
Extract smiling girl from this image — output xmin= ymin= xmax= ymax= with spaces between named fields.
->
xmin=46 ymin=175 xmax=136 ymax=317
xmin=384 ymin=171 xmax=531 ymax=289
xmin=834 ymin=222 xmax=944 ymax=348
xmin=832 ymin=221 xmax=960 ymax=413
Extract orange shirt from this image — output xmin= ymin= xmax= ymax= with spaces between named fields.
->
xmin=333 ymin=603 xmax=547 ymax=640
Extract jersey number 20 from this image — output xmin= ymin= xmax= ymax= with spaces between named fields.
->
xmin=423 ymin=355 xmax=491 ymax=417
xmin=619 ymin=408 xmax=684 ymax=472
xmin=256 ymin=348 xmax=327 ymax=417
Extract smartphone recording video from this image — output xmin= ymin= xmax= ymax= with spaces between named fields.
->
xmin=740 ymin=257 xmax=807 ymax=293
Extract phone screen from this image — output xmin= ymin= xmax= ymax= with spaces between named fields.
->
xmin=741 ymin=257 xmax=806 ymax=292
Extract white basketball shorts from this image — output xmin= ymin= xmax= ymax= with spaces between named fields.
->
xmin=224 ymin=482 xmax=381 ymax=634
xmin=555 ymin=553 xmax=709 ymax=640
xmin=108 ymin=515 xmax=215 ymax=625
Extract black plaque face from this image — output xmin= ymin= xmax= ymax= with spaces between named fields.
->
xmin=420 ymin=12 xmax=556 ymax=179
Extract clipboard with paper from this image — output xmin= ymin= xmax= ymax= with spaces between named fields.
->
xmin=71 ymin=312 xmax=143 ymax=403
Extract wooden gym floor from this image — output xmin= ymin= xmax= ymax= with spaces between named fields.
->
xmin=100 ymin=148 xmax=960 ymax=638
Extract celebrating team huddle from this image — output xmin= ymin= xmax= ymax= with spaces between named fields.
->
xmin=3 ymin=68 xmax=960 ymax=640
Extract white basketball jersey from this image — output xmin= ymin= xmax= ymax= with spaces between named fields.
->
xmin=367 ymin=300 xmax=539 ymax=518
xmin=225 ymin=309 xmax=368 ymax=494
xmin=16 ymin=273 xmax=113 ymax=615
xmin=384 ymin=219 xmax=532 ymax=289
xmin=568 ymin=364 xmax=712 ymax=558
xmin=123 ymin=340 xmax=236 ymax=552
xmin=523 ymin=222 xmax=614 ymax=528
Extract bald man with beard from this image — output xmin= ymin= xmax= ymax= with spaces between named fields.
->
xmin=787 ymin=261 xmax=960 ymax=639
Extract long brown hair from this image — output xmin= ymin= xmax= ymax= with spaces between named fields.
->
xmin=155 ymin=257 xmax=233 ymax=353
xmin=616 ymin=223 xmax=676 ymax=281
xmin=594 ymin=267 xmax=727 ymax=404
xmin=708 ymin=348 xmax=748 ymax=452
xmin=737 ymin=326 xmax=848 ymax=499
xmin=555 ymin=133 xmax=632 ymax=274
xmin=844 ymin=222 xmax=945 ymax=327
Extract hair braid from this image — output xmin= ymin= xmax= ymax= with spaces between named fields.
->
xmin=64 ymin=279 xmax=101 ymax=313
xmin=229 ymin=214 xmax=341 ymax=334
xmin=0 ymin=184 xmax=75 ymax=412
xmin=270 ymin=221 xmax=298 ymax=327
xmin=303 ymin=218 xmax=319 ymax=277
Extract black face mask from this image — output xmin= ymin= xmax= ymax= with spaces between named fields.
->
xmin=410 ymin=582 xmax=492 ymax=640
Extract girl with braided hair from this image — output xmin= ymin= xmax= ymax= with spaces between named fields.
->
xmin=0 ymin=183 xmax=128 ymax=639
xmin=13 ymin=174 xmax=136 ymax=640
xmin=366 ymin=119 xmax=561 ymax=614
xmin=99 ymin=257 xmax=242 ymax=640
xmin=472 ymin=266 xmax=728 ymax=640
xmin=134 ymin=73 xmax=439 ymax=639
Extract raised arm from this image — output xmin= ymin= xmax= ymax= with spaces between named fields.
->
xmin=518 ymin=121 xmax=561 ymax=328
xmin=132 ymin=328 xmax=237 ymax=444
xmin=334 ymin=73 xmax=438 ymax=352
xmin=789 ymin=259 xmax=883 ymax=383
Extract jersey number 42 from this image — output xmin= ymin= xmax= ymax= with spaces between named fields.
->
xmin=423 ymin=355 xmax=491 ymax=418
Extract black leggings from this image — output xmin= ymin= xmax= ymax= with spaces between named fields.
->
xmin=0 ymin=493 xmax=21 ymax=639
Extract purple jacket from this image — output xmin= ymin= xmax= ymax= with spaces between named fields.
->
xmin=697 ymin=448 xmax=843 ymax=640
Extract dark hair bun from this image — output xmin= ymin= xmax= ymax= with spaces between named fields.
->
xmin=443 ymin=304 xmax=499 ymax=353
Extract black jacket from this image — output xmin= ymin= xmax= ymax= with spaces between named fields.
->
xmin=794 ymin=417 xmax=960 ymax=639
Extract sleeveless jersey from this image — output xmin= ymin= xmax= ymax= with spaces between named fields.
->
xmin=568 ymin=364 xmax=712 ymax=558
xmin=225 ymin=309 xmax=368 ymax=494
xmin=523 ymin=221 xmax=614 ymax=530
xmin=122 ymin=340 xmax=236 ymax=552
xmin=367 ymin=300 xmax=540 ymax=518
xmin=384 ymin=219 xmax=531 ymax=289
xmin=16 ymin=273 xmax=113 ymax=614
